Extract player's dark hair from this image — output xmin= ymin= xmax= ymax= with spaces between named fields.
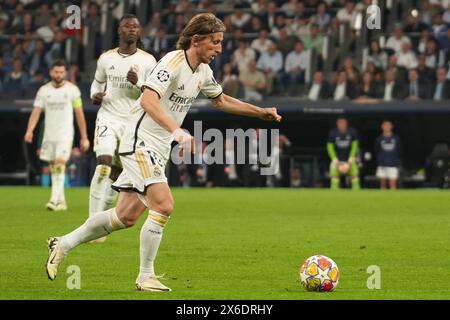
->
xmin=177 ymin=13 xmax=226 ymax=50
xmin=119 ymin=14 xmax=144 ymax=49
xmin=51 ymin=60 xmax=67 ymax=69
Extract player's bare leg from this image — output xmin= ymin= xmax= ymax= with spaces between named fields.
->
xmin=47 ymin=158 xmax=67 ymax=211
xmin=136 ymin=182 xmax=173 ymax=292
xmin=389 ymin=179 xmax=397 ymax=190
xmin=46 ymin=191 xmax=146 ymax=280
xmin=380 ymin=178 xmax=387 ymax=189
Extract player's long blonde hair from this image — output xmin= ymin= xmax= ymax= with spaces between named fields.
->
xmin=176 ymin=13 xmax=226 ymax=50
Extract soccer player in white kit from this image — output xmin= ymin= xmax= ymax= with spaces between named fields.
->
xmin=88 ymin=14 xmax=156 ymax=243
xmin=24 ymin=60 xmax=89 ymax=211
xmin=46 ymin=13 xmax=281 ymax=291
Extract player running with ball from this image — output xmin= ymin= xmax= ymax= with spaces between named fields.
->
xmin=46 ymin=13 xmax=281 ymax=292
xmin=88 ymin=14 xmax=156 ymax=243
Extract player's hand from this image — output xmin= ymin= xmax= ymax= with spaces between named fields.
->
xmin=80 ymin=138 xmax=90 ymax=153
xmin=127 ymin=67 xmax=138 ymax=85
xmin=173 ymin=128 xmax=195 ymax=154
xmin=92 ymin=92 xmax=106 ymax=105
xmin=259 ymin=107 xmax=282 ymax=122
xmin=24 ymin=131 xmax=33 ymax=144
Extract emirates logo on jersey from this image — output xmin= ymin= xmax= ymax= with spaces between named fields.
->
xmin=157 ymin=70 xmax=170 ymax=82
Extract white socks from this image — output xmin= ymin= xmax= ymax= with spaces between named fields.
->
xmin=89 ymin=165 xmax=111 ymax=217
xmin=50 ymin=164 xmax=65 ymax=204
xmin=138 ymin=211 xmax=169 ymax=279
xmin=60 ymin=208 xmax=126 ymax=253
xmin=104 ymin=178 xmax=118 ymax=209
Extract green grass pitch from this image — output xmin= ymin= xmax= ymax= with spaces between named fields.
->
xmin=1 ymin=187 xmax=449 ymax=300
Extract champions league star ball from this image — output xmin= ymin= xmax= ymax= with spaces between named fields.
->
xmin=299 ymin=255 xmax=340 ymax=292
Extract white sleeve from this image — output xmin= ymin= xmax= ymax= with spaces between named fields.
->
xmin=90 ymin=78 xmax=106 ymax=99
xmin=94 ymin=55 xmax=107 ymax=84
xmin=141 ymin=52 xmax=181 ymax=98
xmin=135 ymin=55 xmax=157 ymax=91
xmin=200 ymin=67 xmax=222 ymax=99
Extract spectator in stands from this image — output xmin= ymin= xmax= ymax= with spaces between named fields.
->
xmin=425 ymin=38 xmax=445 ymax=68
xmin=403 ymin=14 xmax=429 ymax=39
xmin=230 ymin=4 xmax=251 ymax=30
xmin=45 ymin=30 xmax=66 ymax=68
xmin=232 ymin=39 xmax=256 ymax=74
xmin=418 ymin=29 xmax=432 ymax=53
xmin=333 ymin=70 xmax=355 ymax=101
xmin=220 ymin=62 xmax=240 ymax=97
xmin=85 ymin=1 xmax=102 ymax=57
xmin=386 ymin=24 xmax=411 ymax=54
xmin=284 ymin=40 xmax=308 ymax=91
xmin=397 ymin=41 xmax=418 ymax=70
xmin=251 ymin=29 xmax=273 ymax=55
xmin=251 ymin=0 xmax=269 ymax=16
xmin=381 ymin=68 xmax=406 ymax=101
xmin=364 ymin=61 xmax=382 ymax=81
xmin=307 ymin=70 xmax=332 ymax=100
xmin=27 ymin=38 xmax=48 ymax=76
xmin=327 ymin=117 xmax=360 ymax=190
xmin=256 ymin=42 xmax=283 ymax=95
xmin=34 ymin=2 xmax=51 ymax=29
xmin=387 ymin=55 xmax=407 ymax=82
xmin=282 ymin=0 xmax=299 ymax=17
xmin=36 ymin=14 xmax=59 ymax=44
xmin=431 ymin=67 xmax=450 ymax=100
xmin=444 ymin=3 xmax=450 ymax=25
xmin=277 ymin=27 xmax=297 ymax=57
xmin=406 ymin=68 xmax=430 ymax=100
xmin=248 ymin=14 xmax=264 ymax=34
xmin=25 ymin=70 xmax=46 ymax=98
xmin=0 ymin=17 xmax=7 ymax=36
xmin=0 ymin=57 xmax=5 ymax=94
xmin=342 ymin=56 xmax=360 ymax=84
xmin=355 ymin=71 xmax=380 ymax=101
xmin=431 ymin=13 xmax=448 ymax=40
xmin=261 ymin=1 xmax=279 ymax=30
xmin=375 ymin=120 xmax=402 ymax=190
xmin=169 ymin=14 xmax=186 ymax=35
xmin=8 ymin=3 xmax=26 ymax=33
xmin=3 ymin=57 xmax=28 ymax=97
xmin=175 ymin=0 xmax=190 ymax=14
xmin=3 ymin=42 xmax=27 ymax=70
xmin=270 ymin=13 xmax=287 ymax=39
xmin=367 ymin=39 xmax=388 ymax=70
xmin=289 ymin=15 xmax=310 ymax=38
xmin=144 ymin=12 xmax=162 ymax=39
xmin=419 ymin=0 xmax=434 ymax=26
xmin=336 ymin=0 xmax=357 ymax=28
xmin=239 ymin=59 xmax=267 ymax=101
xmin=223 ymin=28 xmax=243 ymax=62
xmin=311 ymin=1 xmax=331 ymax=30
xmin=301 ymin=23 xmax=324 ymax=58
xmin=417 ymin=53 xmax=436 ymax=83
xmin=144 ymin=26 xmax=170 ymax=59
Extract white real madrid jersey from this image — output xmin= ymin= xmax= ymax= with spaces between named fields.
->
xmin=94 ymin=48 xmax=157 ymax=122
xmin=33 ymin=81 xmax=81 ymax=142
xmin=119 ymin=50 xmax=223 ymax=159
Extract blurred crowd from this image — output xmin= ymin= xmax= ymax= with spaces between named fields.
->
xmin=1 ymin=0 xmax=450 ymax=101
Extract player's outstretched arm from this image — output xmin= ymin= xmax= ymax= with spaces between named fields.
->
xmin=211 ymin=93 xmax=282 ymax=122
xmin=140 ymin=88 xmax=194 ymax=151
xmin=24 ymin=107 xmax=42 ymax=143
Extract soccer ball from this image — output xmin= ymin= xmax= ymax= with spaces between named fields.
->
xmin=299 ymin=255 xmax=340 ymax=292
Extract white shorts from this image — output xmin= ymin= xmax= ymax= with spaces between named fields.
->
xmin=39 ymin=140 xmax=72 ymax=162
xmin=112 ymin=148 xmax=167 ymax=198
xmin=376 ymin=166 xmax=399 ymax=179
xmin=93 ymin=117 xmax=127 ymax=157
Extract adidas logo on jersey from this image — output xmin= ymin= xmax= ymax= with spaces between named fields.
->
xmin=177 ymin=84 xmax=184 ymax=91
xmin=109 ymin=65 xmax=115 ymax=70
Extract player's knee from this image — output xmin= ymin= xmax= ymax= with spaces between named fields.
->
xmin=109 ymin=166 xmax=122 ymax=182
xmin=153 ymin=200 xmax=174 ymax=216
xmin=119 ymin=215 xmax=138 ymax=227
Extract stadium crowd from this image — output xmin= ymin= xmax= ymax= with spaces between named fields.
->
xmin=1 ymin=0 xmax=450 ymax=101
